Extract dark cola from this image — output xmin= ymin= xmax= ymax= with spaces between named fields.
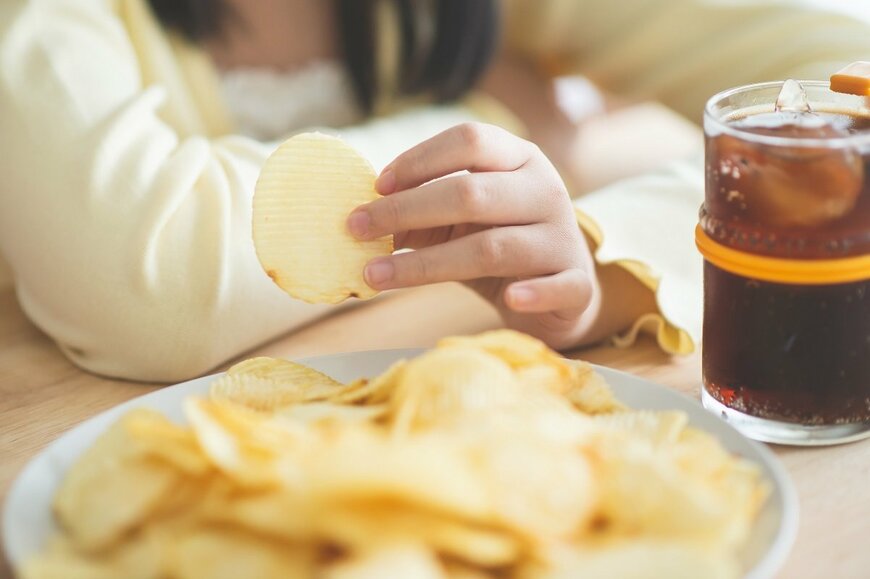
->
xmin=702 ymin=107 xmax=870 ymax=425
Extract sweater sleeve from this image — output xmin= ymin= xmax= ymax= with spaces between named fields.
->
xmin=0 ymin=0 xmax=332 ymax=381
xmin=505 ymin=0 xmax=870 ymax=352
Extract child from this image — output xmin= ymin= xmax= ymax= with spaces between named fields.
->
xmin=0 ymin=0 xmax=867 ymax=381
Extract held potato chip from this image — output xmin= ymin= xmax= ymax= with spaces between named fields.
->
xmin=253 ymin=132 xmax=393 ymax=304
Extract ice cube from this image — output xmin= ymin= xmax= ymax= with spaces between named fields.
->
xmin=712 ymin=113 xmax=863 ymax=228
xmin=775 ymin=79 xmax=812 ymax=113
xmin=734 ymin=111 xmax=848 ymax=141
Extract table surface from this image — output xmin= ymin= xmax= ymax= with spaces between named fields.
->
xmin=1 ymin=284 xmax=868 ymax=579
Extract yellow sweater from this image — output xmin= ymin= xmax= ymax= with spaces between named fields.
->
xmin=0 ymin=0 xmax=867 ymax=381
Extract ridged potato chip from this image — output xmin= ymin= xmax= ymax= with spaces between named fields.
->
xmin=564 ymin=361 xmax=626 ymax=414
xmin=211 ymin=357 xmax=344 ymax=411
xmin=390 ymin=347 xmax=523 ymax=434
xmin=327 ymin=361 xmax=406 ymax=405
xmin=253 ymin=132 xmax=393 ymax=304
xmin=438 ymin=330 xmax=566 ymax=371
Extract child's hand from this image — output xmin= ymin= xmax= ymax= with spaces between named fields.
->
xmin=347 ymin=123 xmax=600 ymax=350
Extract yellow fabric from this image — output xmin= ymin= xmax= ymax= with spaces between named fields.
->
xmin=574 ymin=207 xmax=695 ymax=355
xmin=1 ymin=0 xmax=868 ymax=380
xmin=574 ymin=161 xmax=704 ymax=356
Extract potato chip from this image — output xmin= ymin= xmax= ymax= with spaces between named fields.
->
xmin=519 ymin=540 xmax=738 ymax=579
xmin=20 ymin=532 xmax=164 ymax=579
xmin=124 ymin=410 xmax=211 ymax=476
xmin=327 ymin=361 xmax=406 ymax=405
xmin=169 ymin=527 xmax=313 ymax=579
xmin=446 ymin=388 xmax=592 ymax=447
xmin=468 ymin=434 xmax=596 ymax=540
xmin=390 ymin=347 xmax=524 ymax=434
xmin=305 ymin=428 xmax=491 ymax=522
xmin=253 ymin=132 xmax=393 ymax=304
xmin=589 ymin=435 xmax=750 ymax=548
xmin=442 ymin=561 xmax=496 ymax=579
xmin=438 ymin=330 xmax=566 ymax=371
xmin=194 ymin=482 xmax=311 ymax=541
xmin=591 ymin=411 xmax=688 ymax=446
xmin=564 ymin=361 xmax=625 ymax=414
xmin=211 ymin=357 xmax=344 ymax=411
xmin=277 ymin=402 xmax=387 ymax=424
xmin=324 ymin=543 xmax=445 ymax=579
xmin=184 ymin=398 xmax=309 ymax=488
xmin=312 ymin=505 xmax=520 ymax=568
xmin=438 ymin=331 xmax=620 ymax=409
xmin=54 ymin=410 xmax=183 ymax=551
xmin=225 ymin=356 xmax=342 ymax=388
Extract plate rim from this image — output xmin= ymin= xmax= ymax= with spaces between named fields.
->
xmin=2 ymin=348 xmax=799 ymax=577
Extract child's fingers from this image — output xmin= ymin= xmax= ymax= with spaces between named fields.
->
xmin=376 ymin=122 xmax=536 ymax=193
xmin=348 ymin=172 xmax=551 ymax=240
xmin=504 ymin=269 xmax=594 ymax=319
xmin=362 ymin=225 xmax=566 ymax=290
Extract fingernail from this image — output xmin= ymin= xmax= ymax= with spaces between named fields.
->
xmin=376 ymin=167 xmax=396 ymax=194
xmin=365 ymin=259 xmax=394 ymax=287
xmin=347 ymin=210 xmax=370 ymax=238
xmin=509 ymin=285 xmax=537 ymax=307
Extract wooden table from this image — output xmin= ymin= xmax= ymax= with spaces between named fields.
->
xmin=1 ymin=279 xmax=868 ymax=579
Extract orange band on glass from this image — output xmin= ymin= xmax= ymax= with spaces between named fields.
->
xmin=695 ymin=226 xmax=870 ymax=285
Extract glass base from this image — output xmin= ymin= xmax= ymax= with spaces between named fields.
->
xmin=701 ymin=388 xmax=870 ymax=446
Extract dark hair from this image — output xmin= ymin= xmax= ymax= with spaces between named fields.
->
xmin=148 ymin=0 xmax=500 ymax=113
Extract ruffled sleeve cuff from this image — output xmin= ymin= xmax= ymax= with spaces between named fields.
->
xmin=573 ymin=159 xmax=705 ymax=355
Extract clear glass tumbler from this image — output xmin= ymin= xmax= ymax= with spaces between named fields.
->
xmin=699 ymin=81 xmax=870 ymax=445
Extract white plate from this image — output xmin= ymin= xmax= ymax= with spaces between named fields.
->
xmin=2 ymin=349 xmax=798 ymax=577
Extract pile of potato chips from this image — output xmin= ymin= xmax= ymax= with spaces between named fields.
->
xmin=23 ymin=331 xmax=768 ymax=579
